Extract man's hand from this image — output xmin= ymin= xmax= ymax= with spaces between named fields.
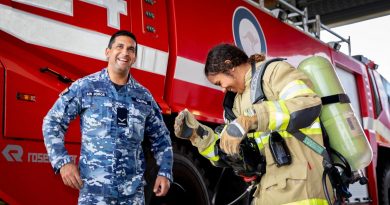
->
xmin=220 ymin=115 xmax=257 ymax=155
xmin=59 ymin=163 xmax=83 ymax=190
xmin=174 ymin=109 xmax=200 ymax=139
xmin=153 ymin=176 xmax=170 ymax=197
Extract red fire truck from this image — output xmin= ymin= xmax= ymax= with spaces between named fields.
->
xmin=0 ymin=0 xmax=389 ymax=204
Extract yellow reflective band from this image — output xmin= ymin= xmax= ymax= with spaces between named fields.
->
xmin=247 ymin=121 xmax=321 ymax=151
xmin=301 ymin=127 xmax=322 ymax=135
xmin=265 ymin=101 xmax=290 ymax=131
xmin=247 ymin=133 xmax=255 ymax=138
xmin=248 ymin=131 xmax=265 ymax=139
xmin=279 ymin=131 xmax=293 ymax=138
xmin=284 ymin=88 xmax=315 ymax=100
xmin=283 ymin=198 xmax=328 ymax=205
xmin=259 ymin=135 xmax=270 ymax=150
xmin=208 ymin=155 xmax=220 ymax=162
xmin=279 ymin=100 xmax=290 ymax=130
xmin=280 ymin=80 xmax=316 ymax=100
xmin=200 ymin=134 xmax=220 ymax=162
xmin=266 ymin=101 xmax=277 ymax=130
xmin=300 ymin=119 xmax=322 ymax=135
xmin=280 ymin=80 xmax=306 ymax=98
xmin=248 ymin=131 xmax=270 ymax=150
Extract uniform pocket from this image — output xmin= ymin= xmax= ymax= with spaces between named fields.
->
xmin=258 ymin=161 xmax=308 ymax=204
xmin=262 ymin=161 xmax=307 ymax=190
xmin=81 ymin=96 xmax=112 ymax=136
xmin=262 ymin=138 xmax=306 ymax=190
xmin=128 ymin=103 xmax=149 ymax=141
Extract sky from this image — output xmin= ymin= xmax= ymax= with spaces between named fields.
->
xmin=320 ymin=15 xmax=390 ymax=81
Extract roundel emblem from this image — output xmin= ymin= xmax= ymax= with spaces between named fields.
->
xmin=232 ymin=7 xmax=267 ymax=56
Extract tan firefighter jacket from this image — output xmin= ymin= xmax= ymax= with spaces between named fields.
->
xmin=195 ymin=60 xmax=330 ymax=205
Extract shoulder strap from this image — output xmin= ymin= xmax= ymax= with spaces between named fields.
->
xmin=223 ymin=58 xmax=286 ymax=121
xmin=321 ymin=93 xmax=350 ymax=105
xmin=250 ymin=58 xmax=286 ymax=104
xmin=223 ymin=91 xmax=237 ymax=122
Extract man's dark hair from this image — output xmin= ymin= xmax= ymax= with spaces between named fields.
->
xmin=108 ymin=30 xmax=138 ymax=55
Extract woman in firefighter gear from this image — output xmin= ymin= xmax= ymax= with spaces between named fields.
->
xmin=174 ymin=43 xmax=331 ymax=205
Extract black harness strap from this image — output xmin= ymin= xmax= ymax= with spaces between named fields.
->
xmin=321 ymin=93 xmax=350 ymax=105
xmin=251 ymin=58 xmax=286 ymax=104
xmin=290 ymin=130 xmax=332 ymax=167
xmin=224 ymin=58 xmax=286 ymax=121
xmin=223 ymin=91 xmax=237 ymax=122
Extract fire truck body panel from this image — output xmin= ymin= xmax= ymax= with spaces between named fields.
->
xmin=169 ymin=1 xmax=335 ymax=123
xmin=370 ymin=70 xmax=390 ymax=145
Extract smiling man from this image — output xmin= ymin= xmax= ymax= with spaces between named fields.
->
xmin=43 ymin=30 xmax=173 ymax=205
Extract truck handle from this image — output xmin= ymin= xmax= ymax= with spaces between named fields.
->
xmin=40 ymin=67 xmax=74 ymax=83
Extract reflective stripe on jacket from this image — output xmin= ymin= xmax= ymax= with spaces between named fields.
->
xmin=198 ymin=60 xmax=330 ymax=204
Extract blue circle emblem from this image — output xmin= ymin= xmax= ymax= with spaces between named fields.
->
xmin=232 ymin=7 xmax=267 ymax=56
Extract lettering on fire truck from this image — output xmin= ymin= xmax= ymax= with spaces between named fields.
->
xmin=2 ymin=144 xmax=77 ymax=163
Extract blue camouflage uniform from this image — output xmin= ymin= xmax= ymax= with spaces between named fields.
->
xmin=43 ymin=68 xmax=173 ymax=205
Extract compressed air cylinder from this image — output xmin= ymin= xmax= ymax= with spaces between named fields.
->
xmin=298 ymin=56 xmax=372 ymax=171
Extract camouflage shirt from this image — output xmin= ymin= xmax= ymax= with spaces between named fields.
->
xmin=43 ymin=68 xmax=173 ymax=197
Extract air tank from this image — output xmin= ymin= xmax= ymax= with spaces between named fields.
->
xmin=298 ymin=56 xmax=372 ymax=171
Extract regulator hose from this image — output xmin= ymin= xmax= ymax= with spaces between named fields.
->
xmin=322 ymin=169 xmax=333 ymax=205
xmin=226 ymin=182 xmax=256 ymax=205
xmin=212 ymin=168 xmax=226 ymax=205
xmin=322 ymin=148 xmax=353 ymax=205
xmin=212 ymin=168 xmax=257 ymax=205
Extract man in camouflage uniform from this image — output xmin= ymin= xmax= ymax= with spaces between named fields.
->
xmin=43 ymin=30 xmax=173 ymax=205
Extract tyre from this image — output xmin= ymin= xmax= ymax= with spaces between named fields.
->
xmin=149 ymin=143 xmax=212 ymax=205
xmin=379 ymin=163 xmax=390 ymax=205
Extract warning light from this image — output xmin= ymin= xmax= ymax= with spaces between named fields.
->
xmin=16 ymin=93 xmax=36 ymax=102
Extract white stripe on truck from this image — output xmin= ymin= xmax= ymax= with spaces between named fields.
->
xmin=0 ymin=4 xmax=168 ymax=76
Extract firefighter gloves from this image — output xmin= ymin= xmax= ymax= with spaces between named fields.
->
xmin=174 ymin=109 xmax=258 ymax=156
xmin=220 ymin=115 xmax=257 ymax=155
xmin=174 ymin=109 xmax=200 ymax=139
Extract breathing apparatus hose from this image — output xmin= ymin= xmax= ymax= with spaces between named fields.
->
xmin=330 ymin=148 xmax=352 ymax=177
xmin=212 ymin=168 xmax=226 ymax=205
xmin=322 ymin=170 xmax=333 ymax=205
xmin=288 ymin=130 xmax=354 ymax=205
xmin=212 ymin=167 xmax=258 ymax=205
xmin=322 ymin=148 xmax=353 ymax=205
xmin=226 ymin=182 xmax=256 ymax=205
xmin=323 ymin=166 xmax=342 ymax=205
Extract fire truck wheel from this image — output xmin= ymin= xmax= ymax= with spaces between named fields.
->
xmin=149 ymin=143 xmax=212 ymax=205
xmin=379 ymin=163 xmax=390 ymax=205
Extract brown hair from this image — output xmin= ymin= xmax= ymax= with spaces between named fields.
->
xmin=204 ymin=43 xmax=265 ymax=76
